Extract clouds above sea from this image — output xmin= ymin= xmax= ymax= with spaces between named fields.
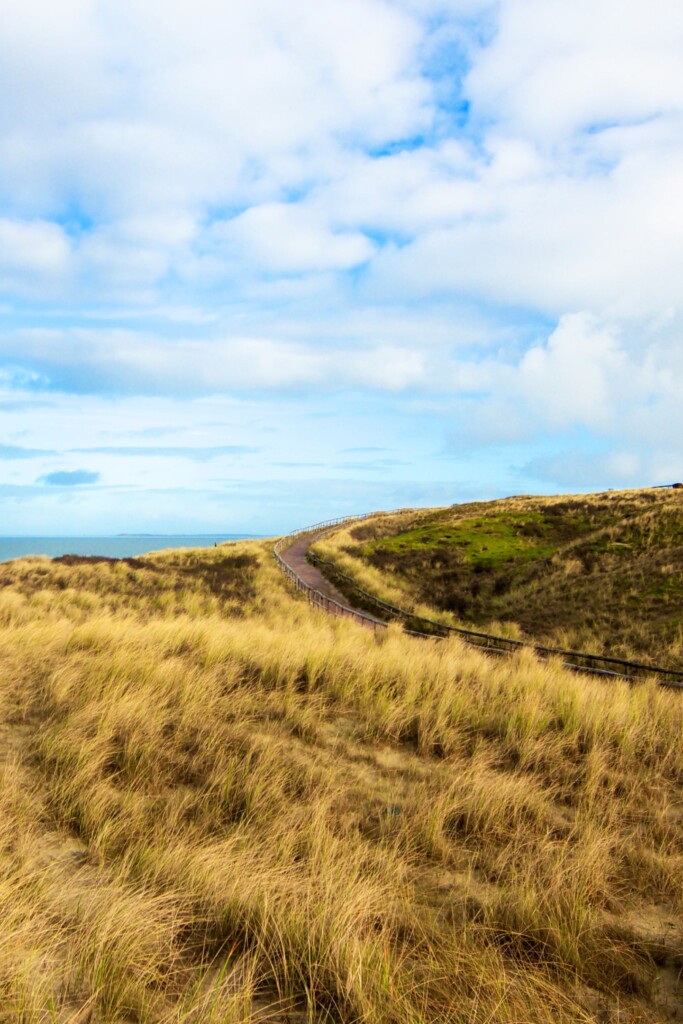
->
xmin=1 ymin=0 xmax=682 ymax=531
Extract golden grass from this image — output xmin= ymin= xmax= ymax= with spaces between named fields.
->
xmin=310 ymin=488 xmax=683 ymax=664
xmin=0 ymin=539 xmax=681 ymax=1021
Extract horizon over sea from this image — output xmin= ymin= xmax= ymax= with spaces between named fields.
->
xmin=0 ymin=534 xmax=263 ymax=563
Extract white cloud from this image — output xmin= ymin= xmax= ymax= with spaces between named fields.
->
xmin=0 ymin=326 xmax=430 ymax=395
xmin=211 ymin=203 xmax=376 ymax=274
xmin=0 ymin=1 xmax=109 ymax=133
xmin=515 ymin=313 xmax=626 ymax=430
xmin=1 ymin=0 xmax=683 ymax=525
xmin=0 ymin=0 xmax=430 ymax=222
xmin=0 ymin=219 xmax=72 ymax=292
xmin=365 ymin=135 xmax=683 ymax=318
xmin=523 ymin=447 xmax=682 ymax=490
xmin=322 ymin=142 xmax=484 ymax=236
xmin=466 ymin=0 xmax=683 ymax=141
xmin=446 ymin=312 xmax=683 ymax=458
xmin=3 ymin=0 xmax=682 ymax=327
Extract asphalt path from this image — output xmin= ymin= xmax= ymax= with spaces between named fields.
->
xmin=277 ymin=523 xmax=683 ymax=688
xmin=280 ymin=531 xmax=350 ymax=607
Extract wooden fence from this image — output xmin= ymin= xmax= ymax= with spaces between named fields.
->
xmin=274 ymin=513 xmax=683 ymax=689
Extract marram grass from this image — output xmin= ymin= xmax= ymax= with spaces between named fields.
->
xmin=0 ymin=539 xmax=681 ymax=1021
xmin=311 ymin=487 xmax=683 ymax=666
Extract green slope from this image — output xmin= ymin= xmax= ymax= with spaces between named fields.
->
xmin=340 ymin=488 xmax=683 ymax=667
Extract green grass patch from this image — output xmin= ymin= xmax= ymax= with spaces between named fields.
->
xmin=366 ymin=512 xmax=558 ymax=568
xmin=329 ymin=488 xmax=683 ymax=667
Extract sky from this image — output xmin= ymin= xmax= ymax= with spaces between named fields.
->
xmin=1 ymin=0 xmax=682 ymax=535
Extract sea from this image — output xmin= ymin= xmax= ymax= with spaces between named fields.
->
xmin=0 ymin=535 xmax=260 ymax=563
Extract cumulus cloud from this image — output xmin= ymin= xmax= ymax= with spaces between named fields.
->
xmin=366 ymin=139 xmax=683 ymax=318
xmin=209 ymin=203 xmax=376 ymax=275
xmin=442 ymin=311 xmax=683 ymax=487
xmin=513 ymin=314 xmax=626 ymax=430
xmin=465 ymin=0 xmax=683 ymax=142
xmin=2 ymin=0 xmax=682 ymax=326
xmin=0 ymin=219 xmax=71 ymax=294
xmin=0 ymin=0 xmax=428 ymax=217
xmin=1 ymin=0 xmax=682 ymax=528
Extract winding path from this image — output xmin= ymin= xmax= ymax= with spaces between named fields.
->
xmin=274 ymin=516 xmax=683 ymax=687
xmin=276 ymin=520 xmax=389 ymax=631
xmin=279 ymin=531 xmax=349 ymax=607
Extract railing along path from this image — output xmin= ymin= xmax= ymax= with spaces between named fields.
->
xmin=273 ymin=513 xmax=389 ymax=629
xmin=274 ymin=513 xmax=683 ymax=690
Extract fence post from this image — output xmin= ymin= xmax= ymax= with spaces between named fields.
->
xmin=273 ymin=513 xmax=683 ymax=687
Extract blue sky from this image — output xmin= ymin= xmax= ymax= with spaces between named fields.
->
xmin=1 ymin=0 xmax=682 ymax=535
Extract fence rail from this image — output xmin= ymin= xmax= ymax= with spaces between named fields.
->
xmin=274 ymin=513 xmax=683 ymax=689
xmin=273 ymin=513 xmax=390 ymax=631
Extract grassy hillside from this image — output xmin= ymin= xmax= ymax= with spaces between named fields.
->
xmin=0 ymin=538 xmax=682 ymax=1021
xmin=311 ymin=488 xmax=683 ymax=668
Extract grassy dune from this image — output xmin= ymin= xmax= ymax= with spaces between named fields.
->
xmin=311 ymin=488 xmax=683 ymax=667
xmin=0 ymin=538 xmax=682 ymax=1021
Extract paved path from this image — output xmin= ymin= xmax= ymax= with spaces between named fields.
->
xmin=277 ymin=523 xmax=683 ymax=687
xmin=281 ymin=531 xmax=350 ymax=607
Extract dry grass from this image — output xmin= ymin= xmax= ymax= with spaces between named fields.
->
xmin=311 ymin=488 xmax=683 ymax=665
xmin=0 ymin=537 xmax=681 ymax=1021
